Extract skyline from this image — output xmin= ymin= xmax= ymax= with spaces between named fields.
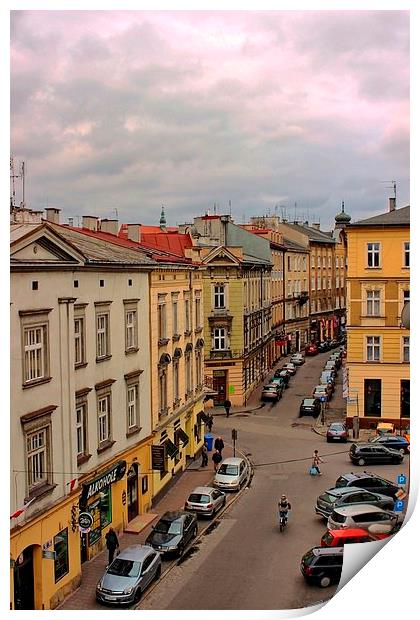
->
xmin=10 ymin=10 xmax=409 ymax=228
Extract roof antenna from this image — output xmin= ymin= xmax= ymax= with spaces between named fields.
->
xmin=228 ymin=199 xmax=232 ymax=216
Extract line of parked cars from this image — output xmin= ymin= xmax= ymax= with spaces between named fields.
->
xmin=304 ymin=335 xmax=346 ymax=356
xmin=96 ymin=455 xmax=250 ymax=605
xmin=261 ymin=352 xmax=305 ymax=402
xmin=300 ymin=470 xmax=404 ymax=588
xmin=299 ymin=346 xmax=343 ymax=418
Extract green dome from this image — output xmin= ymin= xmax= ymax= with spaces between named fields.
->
xmin=335 ymin=201 xmax=351 ymax=223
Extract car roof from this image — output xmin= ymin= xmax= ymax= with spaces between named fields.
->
xmin=331 ymin=504 xmax=390 ymax=516
xmin=314 ymin=385 xmax=327 ymax=390
xmin=338 ymin=471 xmax=395 ymax=485
xmin=302 ymin=398 xmax=316 ymax=403
xmin=117 ymin=545 xmax=155 ymax=561
xmin=263 ymin=383 xmax=278 ymax=388
xmin=220 ymin=457 xmax=244 ymax=465
xmin=329 ymin=422 xmax=345 ymax=427
xmin=309 ymin=546 xmax=344 ymax=557
xmin=189 ymin=486 xmax=219 ymax=494
xmin=161 ymin=510 xmax=188 ymax=521
xmin=326 ymin=528 xmax=373 ymax=538
xmin=325 ymin=486 xmax=374 ymax=496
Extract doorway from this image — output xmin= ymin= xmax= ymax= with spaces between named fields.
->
xmin=14 ymin=546 xmax=35 ymax=610
xmin=213 ymin=370 xmax=227 ymax=406
xmin=127 ymin=463 xmax=139 ymax=522
xmin=80 ymin=532 xmax=88 ymax=564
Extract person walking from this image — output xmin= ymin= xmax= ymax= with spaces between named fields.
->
xmin=212 ymin=449 xmax=223 ymax=472
xmin=214 ymin=436 xmax=225 ymax=456
xmin=105 ymin=527 xmax=119 ymax=566
xmin=206 ymin=413 xmax=214 ymax=433
xmin=312 ymin=450 xmax=324 ymax=475
xmin=224 ymin=399 xmax=232 ymax=418
xmin=201 ymin=443 xmax=209 ymax=467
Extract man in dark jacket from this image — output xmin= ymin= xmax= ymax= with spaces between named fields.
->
xmin=214 ymin=436 xmax=225 ymax=455
xmin=224 ymin=399 xmax=232 ymax=418
xmin=105 ymin=527 xmax=119 ymax=566
xmin=212 ymin=449 xmax=223 ymax=472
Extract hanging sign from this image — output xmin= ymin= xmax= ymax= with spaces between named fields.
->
xmin=80 ymin=461 xmax=126 ymax=507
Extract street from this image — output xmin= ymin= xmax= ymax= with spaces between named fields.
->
xmin=137 ymin=350 xmax=409 ymax=610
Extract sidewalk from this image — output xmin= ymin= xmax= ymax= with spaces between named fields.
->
xmin=58 ymin=446 xmax=233 ymax=610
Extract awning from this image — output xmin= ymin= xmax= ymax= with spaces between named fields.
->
xmin=175 ymin=428 xmax=189 ymax=447
xmin=198 ymin=411 xmax=209 ymax=424
xmin=164 ymin=438 xmax=178 ymax=460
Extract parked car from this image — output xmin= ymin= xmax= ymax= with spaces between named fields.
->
xmin=96 ymin=545 xmax=161 ymax=605
xmin=261 ymin=383 xmax=283 ymax=402
xmin=325 ymin=359 xmax=339 ymax=372
xmin=319 ymin=372 xmax=335 ymax=389
xmin=328 ymin=354 xmax=342 ymax=369
xmin=313 ymin=384 xmax=333 ymax=401
xmin=327 ymin=504 xmax=401 ymax=533
xmin=323 ymin=363 xmax=337 ymax=377
xmin=318 ymin=341 xmax=331 ymax=353
xmin=184 ymin=486 xmax=226 ymax=517
xmin=315 ymin=486 xmax=395 ymax=519
xmin=282 ymin=363 xmax=297 ymax=376
xmin=213 ymin=457 xmax=248 ymax=491
xmin=299 ymin=398 xmax=322 ymax=418
xmin=368 ymin=434 xmax=410 ymax=455
xmin=273 ymin=369 xmax=290 ymax=387
xmin=269 ymin=376 xmax=287 ymax=392
xmin=300 ymin=547 xmax=343 ymax=588
xmin=290 ymin=353 xmax=305 ymax=365
xmin=326 ymin=422 xmax=348 ymax=442
xmin=320 ymin=528 xmax=380 ymax=547
xmin=349 ymin=443 xmax=404 ymax=466
xmin=305 ymin=343 xmax=319 ymax=356
xmin=334 ymin=471 xmax=400 ymax=500
xmin=145 ymin=511 xmax=198 ymax=556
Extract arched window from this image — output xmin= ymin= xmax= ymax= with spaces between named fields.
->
xmin=158 ymin=353 xmax=171 ymax=416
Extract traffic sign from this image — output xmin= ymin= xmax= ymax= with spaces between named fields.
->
xmin=397 ymin=474 xmax=407 ymax=486
xmin=394 ymin=500 xmax=405 ymax=512
xmin=78 ymin=512 xmax=94 ymax=530
xmin=320 ymin=396 xmax=327 ymax=402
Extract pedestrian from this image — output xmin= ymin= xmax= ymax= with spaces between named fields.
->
xmin=207 ymin=413 xmax=214 ymax=433
xmin=312 ymin=450 xmax=324 ymax=475
xmin=214 ymin=436 xmax=225 ymax=455
xmin=224 ymin=399 xmax=232 ymax=418
xmin=105 ymin=527 xmax=119 ymax=566
xmin=212 ymin=449 xmax=223 ymax=472
xmin=201 ymin=443 xmax=208 ymax=467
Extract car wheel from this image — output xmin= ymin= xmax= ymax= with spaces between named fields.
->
xmin=193 ymin=525 xmax=198 ymax=537
xmin=155 ymin=565 xmax=161 ymax=580
xmin=134 ymin=588 xmax=142 ymax=602
xmin=358 ymin=458 xmax=366 ymax=466
xmin=398 ymin=448 xmax=405 ymax=456
xmin=319 ymin=575 xmax=331 ymax=588
xmin=178 ymin=544 xmax=185 ymax=557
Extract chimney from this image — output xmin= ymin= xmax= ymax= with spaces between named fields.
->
xmin=127 ymin=224 xmax=141 ymax=243
xmin=45 ymin=207 xmax=61 ymax=224
xmin=312 ymin=222 xmax=321 ymax=230
xmin=100 ymin=219 xmax=119 ymax=235
xmin=82 ymin=216 xmax=99 ymax=231
xmin=389 ymin=197 xmax=396 ymax=212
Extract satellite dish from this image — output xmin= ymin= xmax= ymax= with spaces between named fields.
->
xmin=401 ymin=301 xmax=410 ymax=329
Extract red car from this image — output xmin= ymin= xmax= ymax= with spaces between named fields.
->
xmin=305 ymin=343 xmax=318 ymax=356
xmin=320 ymin=528 xmax=388 ymax=547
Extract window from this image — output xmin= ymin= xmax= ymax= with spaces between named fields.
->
xmin=322 ymin=277 xmax=326 ymax=290
xmin=323 ymin=256 xmax=326 ymax=268
xmin=88 ymin=488 xmax=112 ymax=546
xmin=213 ymin=327 xmax=227 ymax=350
xmin=97 ymin=394 xmax=111 ymax=445
xmin=54 ymin=528 xmax=69 ymax=583
xmin=341 ymin=257 xmax=344 ymax=268
xmin=367 ymin=243 xmax=380 ymax=268
xmin=366 ymin=290 xmax=381 ymax=316
xmin=403 ymin=337 xmax=410 ymax=363
xmin=195 ymin=349 xmax=203 ymax=388
xmin=172 ymin=294 xmax=179 ymax=335
xmin=158 ymin=295 xmax=167 ymax=340
xmin=195 ymin=292 xmax=202 ymax=329
xmin=214 ymin=284 xmax=225 ymax=309
xmin=403 ymin=289 xmax=410 ymax=303
xmin=302 ymin=256 xmax=307 ymax=271
xmin=27 ymin=428 xmax=48 ymax=489
xmin=95 ymin=306 xmax=110 ymax=359
xmin=364 ymin=379 xmax=382 ymax=416
xmin=24 ymin=326 xmax=47 ymax=382
xmin=124 ymin=302 xmax=138 ymax=351
xmin=327 ymin=277 xmax=332 ymax=290
xmin=366 ymin=336 xmax=381 ymax=362
xmin=173 ymin=359 xmax=180 ymax=402
xmin=328 ymin=256 xmax=331 ymax=268
xmin=184 ymin=294 xmax=191 ymax=332
xmin=74 ymin=316 xmax=86 ymax=366
xmin=127 ymin=384 xmax=139 ymax=430
xmin=317 ymin=255 xmax=321 ymax=268
xmin=401 ymin=380 xmax=410 ymax=418
xmin=336 ymin=257 xmax=339 ymax=268
xmin=158 ymin=355 xmax=170 ymax=415
xmin=185 ymin=348 xmax=193 ymax=394
xmin=76 ymin=403 xmax=87 ymax=457
xmin=404 ymin=242 xmax=410 ymax=267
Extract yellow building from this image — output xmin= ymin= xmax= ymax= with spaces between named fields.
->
xmin=345 ymin=203 xmax=410 ymax=429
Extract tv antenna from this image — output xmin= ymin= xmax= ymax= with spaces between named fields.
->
xmin=10 ymin=156 xmax=25 ymax=209
xmin=381 ymin=180 xmax=397 ymax=203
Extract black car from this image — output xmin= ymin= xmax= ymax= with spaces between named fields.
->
xmin=349 ymin=443 xmax=404 ymax=466
xmin=318 ymin=342 xmax=331 ymax=353
xmin=273 ymin=369 xmax=290 ymax=387
xmin=299 ymin=398 xmax=321 ymax=418
xmin=334 ymin=471 xmax=401 ymax=500
xmin=145 ymin=511 xmax=198 ymax=557
xmin=368 ymin=435 xmax=410 ymax=454
xmin=300 ymin=546 xmax=343 ymax=588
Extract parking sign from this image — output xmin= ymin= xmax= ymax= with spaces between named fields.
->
xmin=397 ymin=474 xmax=407 ymax=486
xmin=394 ymin=500 xmax=405 ymax=512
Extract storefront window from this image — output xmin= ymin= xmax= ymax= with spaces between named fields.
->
xmin=54 ymin=528 xmax=69 ymax=582
xmin=88 ymin=487 xmax=112 ymax=546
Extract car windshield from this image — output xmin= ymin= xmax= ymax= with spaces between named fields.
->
xmin=335 ymin=477 xmax=348 ymax=488
xmin=155 ymin=519 xmax=182 ymax=535
xmin=107 ymin=558 xmax=141 ymax=578
xmin=302 ymin=550 xmax=315 ymax=566
xmin=331 ymin=511 xmax=346 ymax=523
xmin=217 ymin=464 xmax=239 ymax=476
xmin=188 ymin=493 xmax=210 ymax=504
xmin=330 ymin=424 xmax=344 ymax=431
xmin=319 ymin=493 xmax=335 ymax=504
xmin=322 ymin=532 xmax=334 ymax=546
xmin=303 ymin=399 xmax=314 ymax=406
xmin=314 ymin=387 xmax=326 ymax=394
xmin=264 ymin=386 xmax=276 ymax=391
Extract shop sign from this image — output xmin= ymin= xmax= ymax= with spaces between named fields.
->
xmin=80 ymin=460 xmax=127 ymax=506
xmin=78 ymin=512 xmax=94 ymax=530
xmin=151 ymin=445 xmax=165 ymax=471
xmin=122 ymin=490 xmax=127 ymax=506
xmin=42 ymin=540 xmax=53 ymax=551
xmin=42 ymin=550 xmax=56 ymax=560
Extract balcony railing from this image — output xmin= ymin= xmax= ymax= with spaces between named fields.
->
xmin=206 ymin=349 xmax=243 ymax=360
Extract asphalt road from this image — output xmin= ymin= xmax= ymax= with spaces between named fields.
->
xmin=138 ymin=351 xmax=410 ymax=611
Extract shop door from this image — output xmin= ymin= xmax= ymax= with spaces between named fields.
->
xmin=80 ymin=533 xmax=88 ymax=564
xmin=14 ymin=546 xmax=35 ymax=610
xmin=213 ymin=370 xmax=227 ymax=406
xmin=127 ymin=464 xmax=139 ymax=522
xmin=295 ymin=331 xmax=300 ymax=352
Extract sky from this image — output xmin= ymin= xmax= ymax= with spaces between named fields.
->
xmin=10 ymin=8 xmax=410 ymax=228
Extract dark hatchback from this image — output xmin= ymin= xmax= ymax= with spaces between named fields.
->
xmin=369 ymin=435 xmax=410 ymax=454
xmin=145 ymin=510 xmax=198 ymax=557
xmin=334 ymin=472 xmax=401 ymax=500
xmin=299 ymin=398 xmax=321 ymax=418
xmin=300 ymin=546 xmax=343 ymax=588
xmin=349 ymin=443 xmax=404 ymax=466
xmin=273 ymin=369 xmax=291 ymax=387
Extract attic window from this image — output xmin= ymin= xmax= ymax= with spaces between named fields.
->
xmin=100 ymin=280 xmax=105 ymax=287
xmin=128 ymin=279 xmax=133 ymax=287
xmin=74 ymin=280 xmax=79 ymax=288
xmin=32 ymin=281 xmax=38 ymax=291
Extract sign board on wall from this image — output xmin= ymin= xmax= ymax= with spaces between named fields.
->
xmin=151 ymin=445 xmax=165 ymax=471
xmin=79 ymin=460 xmax=127 ymax=507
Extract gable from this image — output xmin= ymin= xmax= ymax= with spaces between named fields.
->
xmin=202 ymin=245 xmax=241 ymax=266
xmin=11 ymin=229 xmax=84 ymax=265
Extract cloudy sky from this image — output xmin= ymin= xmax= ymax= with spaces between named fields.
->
xmin=10 ymin=9 xmax=409 ymax=228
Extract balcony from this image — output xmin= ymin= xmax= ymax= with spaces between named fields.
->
xmin=206 ymin=349 xmax=243 ymax=361
xmin=298 ymin=292 xmax=309 ymax=305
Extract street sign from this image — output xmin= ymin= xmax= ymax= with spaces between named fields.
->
xmin=319 ymin=396 xmax=327 ymax=402
xmin=231 ymin=429 xmax=238 ymax=440
xmin=395 ymin=488 xmax=407 ymax=500
xmin=78 ymin=512 xmax=94 ymax=530
xmin=394 ymin=500 xmax=405 ymax=512
xmin=397 ymin=474 xmax=407 ymax=486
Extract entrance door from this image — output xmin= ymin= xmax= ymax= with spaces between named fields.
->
xmin=127 ymin=463 xmax=139 ymax=522
xmin=14 ymin=546 xmax=35 ymax=610
xmin=213 ymin=370 xmax=227 ymax=406
xmin=295 ymin=331 xmax=300 ymax=352
xmin=80 ymin=533 xmax=88 ymax=564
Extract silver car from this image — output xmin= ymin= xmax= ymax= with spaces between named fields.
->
xmin=327 ymin=504 xmax=400 ymax=532
xmin=96 ymin=545 xmax=161 ymax=605
xmin=185 ymin=486 xmax=226 ymax=517
xmin=214 ymin=457 xmax=248 ymax=491
xmin=315 ymin=486 xmax=395 ymax=519
xmin=290 ymin=353 xmax=305 ymax=365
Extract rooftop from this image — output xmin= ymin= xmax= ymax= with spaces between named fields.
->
xmin=348 ymin=205 xmax=410 ymax=227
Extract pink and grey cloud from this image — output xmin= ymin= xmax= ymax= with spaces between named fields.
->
xmin=10 ymin=10 xmax=409 ymax=226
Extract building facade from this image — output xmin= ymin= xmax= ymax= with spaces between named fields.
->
xmin=345 ymin=203 xmax=410 ymax=429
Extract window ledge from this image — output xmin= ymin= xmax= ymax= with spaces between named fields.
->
xmin=77 ymin=453 xmax=92 ymax=466
xmin=365 ymin=266 xmax=382 ymax=270
xmin=173 ymin=398 xmax=182 ymax=409
xmin=125 ymin=347 xmax=139 ymax=355
xmin=96 ymin=355 xmax=112 ymax=364
xmin=97 ymin=439 xmax=116 ymax=454
xmin=126 ymin=426 xmax=142 ymax=438
xmin=27 ymin=483 xmax=57 ymax=502
xmin=158 ymin=338 xmax=170 ymax=346
xmin=194 ymin=327 xmax=203 ymax=334
xmin=360 ymin=315 xmax=386 ymax=319
xmin=22 ymin=376 xmax=52 ymax=390
xmin=184 ymin=330 xmax=192 ymax=337
xmin=75 ymin=362 xmax=88 ymax=370
xmin=172 ymin=334 xmax=181 ymax=342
